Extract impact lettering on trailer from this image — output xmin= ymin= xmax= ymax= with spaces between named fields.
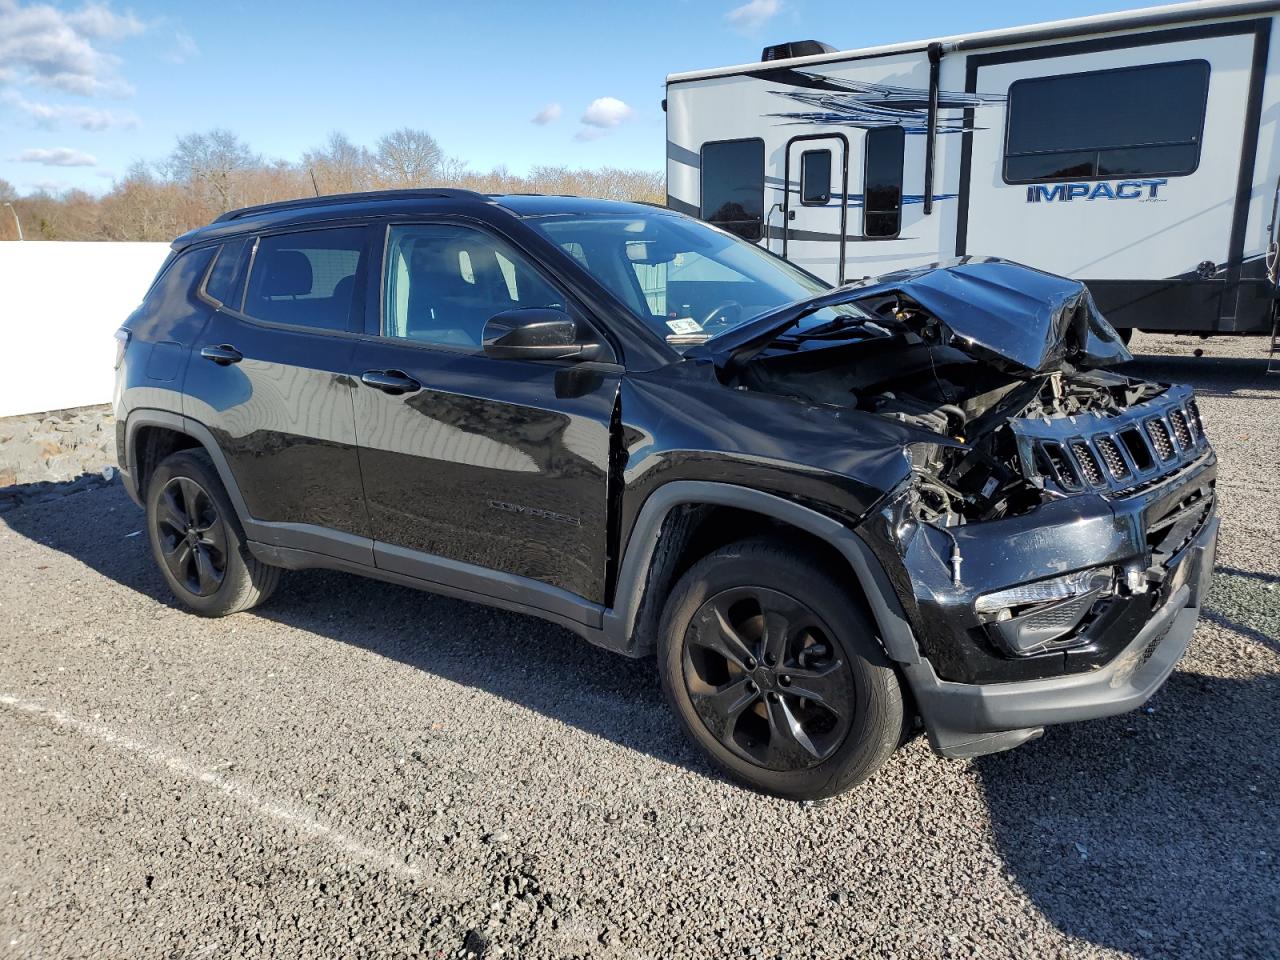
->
xmin=1025 ymin=179 xmax=1168 ymax=203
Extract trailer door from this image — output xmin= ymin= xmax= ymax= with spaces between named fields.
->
xmin=784 ymin=136 xmax=849 ymax=284
xmin=958 ymin=24 xmax=1266 ymax=332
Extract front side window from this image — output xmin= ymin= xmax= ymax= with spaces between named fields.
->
xmin=700 ymin=139 xmax=765 ymax=241
xmin=243 ymin=227 xmax=366 ymax=331
xmin=1004 ymin=60 xmax=1210 ymax=183
xmin=383 ymin=224 xmax=566 ymax=351
xmin=864 ymin=127 xmax=904 ymax=238
xmin=529 ymin=210 xmax=858 ymax=349
xmin=800 ymin=150 xmax=832 ymax=205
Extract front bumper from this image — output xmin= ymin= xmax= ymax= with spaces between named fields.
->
xmin=904 ymin=513 xmax=1217 ymax=758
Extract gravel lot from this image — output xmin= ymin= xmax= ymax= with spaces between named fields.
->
xmin=1 ymin=333 xmax=1277 ymax=959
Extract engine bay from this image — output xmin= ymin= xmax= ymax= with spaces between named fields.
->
xmin=729 ymin=298 xmax=1171 ymax=526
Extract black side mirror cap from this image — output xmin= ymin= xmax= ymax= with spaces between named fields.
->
xmin=482 ymin=308 xmax=605 ymax=362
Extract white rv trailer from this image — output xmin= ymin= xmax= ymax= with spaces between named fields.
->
xmin=665 ymin=0 xmax=1280 ymax=337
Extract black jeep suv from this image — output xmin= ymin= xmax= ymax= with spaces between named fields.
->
xmin=114 ymin=190 xmax=1218 ymax=799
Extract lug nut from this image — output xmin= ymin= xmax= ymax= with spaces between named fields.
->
xmin=767 ymin=692 xmax=780 ymax=703
xmin=744 ymin=681 xmax=757 ymax=693
xmin=765 ymin=654 xmax=777 ymax=666
xmin=779 ymin=675 xmax=792 ymax=687
xmin=744 ymin=656 xmax=757 ymax=670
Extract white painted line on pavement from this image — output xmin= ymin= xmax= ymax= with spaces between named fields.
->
xmin=1 ymin=693 xmax=436 ymax=886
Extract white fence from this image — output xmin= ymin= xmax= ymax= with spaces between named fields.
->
xmin=0 ymin=242 xmax=171 ymax=418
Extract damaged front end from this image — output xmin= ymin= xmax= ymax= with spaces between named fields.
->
xmin=707 ymin=259 xmax=1218 ymax=715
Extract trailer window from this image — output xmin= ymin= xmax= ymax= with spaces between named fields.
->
xmin=864 ymin=127 xmax=904 ymax=238
xmin=800 ymin=150 xmax=832 ymax=205
xmin=1004 ymin=60 xmax=1210 ymax=184
xmin=700 ymin=138 xmax=765 ymax=241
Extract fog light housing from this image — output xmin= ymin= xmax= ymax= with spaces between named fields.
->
xmin=976 ymin=568 xmax=1114 ymax=657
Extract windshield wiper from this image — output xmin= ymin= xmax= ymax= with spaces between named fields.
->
xmin=688 ymin=282 xmax=877 ymax=374
xmin=779 ymin=314 xmax=889 ymax=343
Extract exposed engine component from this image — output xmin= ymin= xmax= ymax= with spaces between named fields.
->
xmin=731 ymin=302 xmax=1184 ymax=525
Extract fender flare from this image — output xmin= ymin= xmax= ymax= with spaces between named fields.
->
xmin=599 ymin=481 xmax=920 ymax=664
xmin=123 ymin=409 xmax=252 ymax=519
xmin=122 ymin=408 xmax=376 ymax=566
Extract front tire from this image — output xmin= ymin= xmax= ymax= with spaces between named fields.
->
xmin=145 ymin=449 xmax=279 ymax=616
xmin=658 ymin=539 xmax=903 ymax=800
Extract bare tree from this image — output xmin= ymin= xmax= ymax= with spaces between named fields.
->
xmin=0 ymin=178 xmax=19 ymax=241
xmin=164 ymin=128 xmax=260 ymax=212
xmin=303 ymin=132 xmax=375 ymax=195
xmin=373 ymin=128 xmax=443 ymax=187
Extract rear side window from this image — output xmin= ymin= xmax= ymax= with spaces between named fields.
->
xmin=800 ymin=150 xmax=832 ymax=205
xmin=204 ymin=237 xmax=251 ymax=308
xmin=701 ymin=138 xmax=765 ymax=241
xmin=1004 ymin=60 xmax=1210 ymax=183
xmin=243 ymin=227 xmax=366 ymax=331
xmin=864 ymin=126 xmax=904 ymax=238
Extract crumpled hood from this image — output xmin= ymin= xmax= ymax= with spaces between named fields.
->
xmin=700 ymin=257 xmax=1132 ymax=377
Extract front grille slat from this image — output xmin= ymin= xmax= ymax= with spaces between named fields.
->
xmin=1170 ymin=410 xmax=1193 ymax=449
xmin=1187 ymin=398 xmax=1203 ymax=438
xmin=1037 ymin=441 xmax=1081 ymax=490
xmin=1145 ymin=418 xmax=1174 ymax=460
xmin=1094 ymin=436 xmax=1132 ymax=480
xmin=1070 ymin=442 xmax=1105 ymax=486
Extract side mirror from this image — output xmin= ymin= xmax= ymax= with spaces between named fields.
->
xmin=482 ymin=308 xmax=604 ymax=362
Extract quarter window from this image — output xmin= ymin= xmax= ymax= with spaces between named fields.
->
xmin=204 ymin=237 xmax=251 ymax=308
xmin=800 ymin=150 xmax=832 ymax=206
xmin=383 ymin=224 xmax=566 ymax=351
xmin=864 ymin=127 xmax=905 ymax=238
xmin=1003 ymin=60 xmax=1210 ymax=184
xmin=243 ymin=227 xmax=366 ymax=331
xmin=700 ymin=139 xmax=765 ymax=241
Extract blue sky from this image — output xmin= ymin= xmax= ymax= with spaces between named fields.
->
xmin=1 ymin=0 xmax=1139 ymax=194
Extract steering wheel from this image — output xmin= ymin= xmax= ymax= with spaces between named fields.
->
xmin=700 ymin=300 xmax=744 ymax=333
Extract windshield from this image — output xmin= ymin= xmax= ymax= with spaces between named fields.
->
xmin=524 ymin=211 xmax=857 ymax=349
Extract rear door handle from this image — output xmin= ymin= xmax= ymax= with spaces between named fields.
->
xmin=200 ymin=344 xmax=243 ymax=365
xmin=361 ymin=369 xmax=421 ymax=395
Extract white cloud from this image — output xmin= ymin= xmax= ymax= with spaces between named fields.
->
xmin=17 ymin=146 xmax=98 ymax=166
xmin=531 ymin=102 xmax=562 ymax=125
xmin=725 ymin=0 xmax=781 ymax=34
xmin=163 ymin=29 xmax=199 ymax=65
xmin=3 ymin=90 xmax=139 ymax=130
xmin=0 ymin=1 xmax=144 ymax=96
xmin=66 ymin=3 xmax=144 ymax=41
xmin=580 ymin=96 xmax=633 ymax=129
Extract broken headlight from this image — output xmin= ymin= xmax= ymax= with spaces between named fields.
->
xmin=975 ymin=567 xmax=1114 ymax=657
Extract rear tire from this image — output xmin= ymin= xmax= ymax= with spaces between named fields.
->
xmin=658 ymin=538 xmax=903 ymax=800
xmin=145 ymin=449 xmax=280 ymax=616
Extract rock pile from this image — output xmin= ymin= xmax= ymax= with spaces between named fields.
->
xmin=0 ymin=404 xmax=119 ymax=511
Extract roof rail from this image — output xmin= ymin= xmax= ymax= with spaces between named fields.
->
xmin=213 ymin=188 xmax=489 ymax=223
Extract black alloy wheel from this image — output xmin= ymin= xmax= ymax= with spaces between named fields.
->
xmin=683 ymin=585 xmax=855 ymax=771
xmin=154 ymin=475 xmax=228 ymax=597
xmin=659 ymin=538 xmax=904 ymax=799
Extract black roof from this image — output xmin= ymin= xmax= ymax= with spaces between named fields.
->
xmin=174 ymin=189 xmax=672 ymax=249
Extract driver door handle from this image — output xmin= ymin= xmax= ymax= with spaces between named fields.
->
xmin=361 ymin=369 xmax=421 ymax=395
